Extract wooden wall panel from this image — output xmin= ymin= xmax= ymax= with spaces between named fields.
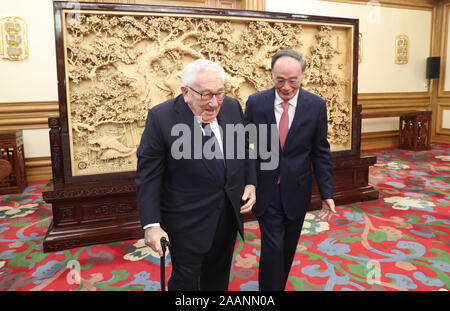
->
xmin=0 ymin=102 xmax=59 ymax=132
xmin=0 ymin=102 xmax=56 ymax=182
xmin=359 ymin=92 xmax=430 ymax=116
xmin=361 ymin=130 xmax=398 ymax=150
xmin=359 ymin=92 xmax=430 ymax=150
xmin=431 ymin=1 xmax=450 ymax=144
xmin=25 ymin=156 xmax=52 ymax=181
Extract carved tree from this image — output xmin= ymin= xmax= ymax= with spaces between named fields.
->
xmin=64 ymin=13 xmax=353 ymax=175
xmin=304 ymin=26 xmax=351 ymax=146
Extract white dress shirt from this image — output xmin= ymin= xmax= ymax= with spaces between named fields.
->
xmin=274 ymin=89 xmax=299 ymax=130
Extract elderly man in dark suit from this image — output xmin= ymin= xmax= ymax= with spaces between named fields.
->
xmin=244 ymin=49 xmax=336 ymax=291
xmin=136 ymin=59 xmax=257 ymax=291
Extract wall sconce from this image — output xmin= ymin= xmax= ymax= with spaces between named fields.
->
xmin=394 ymin=34 xmax=408 ymax=64
xmin=0 ymin=16 xmax=29 ymax=61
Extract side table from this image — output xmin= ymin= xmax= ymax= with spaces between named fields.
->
xmin=399 ymin=111 xmax=432 ymax=151
xmin=0 ymin=131 xmax=27 ymax=195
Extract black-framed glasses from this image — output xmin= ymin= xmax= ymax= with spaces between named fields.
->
xmin=187 ymin=86 xmax=226 ymax=101
xmin=274 ymin=78 xmax=301 ymax=86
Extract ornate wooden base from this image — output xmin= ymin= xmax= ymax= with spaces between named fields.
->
xmin=42 ymin=178 xmax=142 ymax=252
xmin=243 ymin=154 xmax=379 ymax=221
xmin=43 ymin=155 xmax=378 ymax=252
xmin=311 ymin=155 xmax=379 ymax=209
xmin=0 ymin=131 xmax=26 ymax=195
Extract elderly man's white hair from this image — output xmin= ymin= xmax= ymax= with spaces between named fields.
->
xmin=181 ymin=59 xmax=226 ymax=87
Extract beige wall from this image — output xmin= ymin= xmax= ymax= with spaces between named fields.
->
xmin=266 ymin=0 xmax=432 ymax=133
xmin=433 ymin=1 xmax=450 ymax=142
xmin=0 ymin=0 xmax=58 ymax=102
xmin=0 ymin=0 xmax=57 ymax=158
xmin=266 ymin=0 xmax=431 ymax=93
xmin=443 ymin=109 xmax=450 ymax=129
xmin=22 ymin=128 xmax=50 ymax=158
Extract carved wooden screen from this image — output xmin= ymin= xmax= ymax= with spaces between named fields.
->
xmin=53 ymin=1 xmax=359 ymax=182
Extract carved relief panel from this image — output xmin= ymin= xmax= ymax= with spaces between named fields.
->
xmin=54 ymin=2 xmax=358 ymax=180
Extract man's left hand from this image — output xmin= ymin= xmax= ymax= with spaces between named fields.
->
xmin=317 ymin=199 xmax=336 ymax=222
xmin=240 ymin=185 xmax=256 ymax=214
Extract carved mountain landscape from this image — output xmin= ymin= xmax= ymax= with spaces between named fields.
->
xmin=63 ymin=12 xmax=354 ymax=176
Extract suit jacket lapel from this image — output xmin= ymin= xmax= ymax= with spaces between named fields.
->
xmin=262 ymin=88 xmax=277 ymax=154
xmin=264 ymin=88 xmax=277 ymax=126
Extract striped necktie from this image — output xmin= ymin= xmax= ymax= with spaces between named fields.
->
xmin=202 ymin=122 xmax=226 ymax=181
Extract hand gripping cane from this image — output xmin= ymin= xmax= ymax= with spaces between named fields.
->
xmin=160 ymin=237 xmax=169 ymax=291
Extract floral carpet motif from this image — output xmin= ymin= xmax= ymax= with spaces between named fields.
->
xmin=0 ymin=144 xmax=449 ymax=291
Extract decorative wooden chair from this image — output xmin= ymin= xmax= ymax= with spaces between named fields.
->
xmin=0 ymin=159 xmax=12 ymax=179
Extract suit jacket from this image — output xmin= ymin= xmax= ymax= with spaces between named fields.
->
xmin=244 ymin=87 xmax=334 ymax=220
xmin=136 ymin=94 xmax=257 ymax=254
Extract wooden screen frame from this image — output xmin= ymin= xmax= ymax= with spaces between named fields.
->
xmin=53 ymin=0 xmax=360 ymax=184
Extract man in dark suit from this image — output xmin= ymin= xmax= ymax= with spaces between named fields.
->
xmin=136 ymin=59 xmax=257 ymax=291
xmin=244 ymin=49 xmax=336 ymax=291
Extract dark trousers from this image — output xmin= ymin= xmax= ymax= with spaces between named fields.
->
xmin=167 ymin=200 xmax=237 ymax=291
xmin=257 ymin=185 xmax=306 ymax=291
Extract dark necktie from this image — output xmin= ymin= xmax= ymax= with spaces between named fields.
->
xmin=202 ymin=122 xmax=226 ymax=181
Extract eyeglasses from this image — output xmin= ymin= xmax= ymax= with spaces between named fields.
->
xmin=187 ymin=86 xmax=226 ymax=101
xmin=274 ymin=78 xmax=301 ymax=86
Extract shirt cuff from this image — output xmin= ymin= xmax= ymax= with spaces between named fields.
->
xmin=143 ymin=223 xmax=160 ymax=230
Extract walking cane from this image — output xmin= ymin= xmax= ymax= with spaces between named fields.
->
xmin=160 ymin=237 xmax=169 ymax=291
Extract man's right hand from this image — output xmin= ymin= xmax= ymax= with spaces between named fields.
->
xmin=144 ymin=226 xmax=169 ymax=257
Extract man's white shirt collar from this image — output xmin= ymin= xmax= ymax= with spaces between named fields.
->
xmin=195 ymin=116 xmax=224 ymax=152
xmin=274 ymin=89 xmax=299 ymax=108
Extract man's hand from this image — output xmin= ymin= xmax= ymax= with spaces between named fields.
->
xmin=317 ymin=199 xmax=337 ymax=222
xmin=240 ymin=184 xmax=256 ymax=214
xmin=144 ymin=226 xmax=169 ymax=257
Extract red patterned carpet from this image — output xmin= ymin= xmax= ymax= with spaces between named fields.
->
xmin=0 ymin=144 xmax=449 ymax=291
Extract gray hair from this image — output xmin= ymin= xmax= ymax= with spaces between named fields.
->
xmin=181 ymin=59 xmax=226 ymax=87
xmin=271 ymin=49 xmax=307 ymax=72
